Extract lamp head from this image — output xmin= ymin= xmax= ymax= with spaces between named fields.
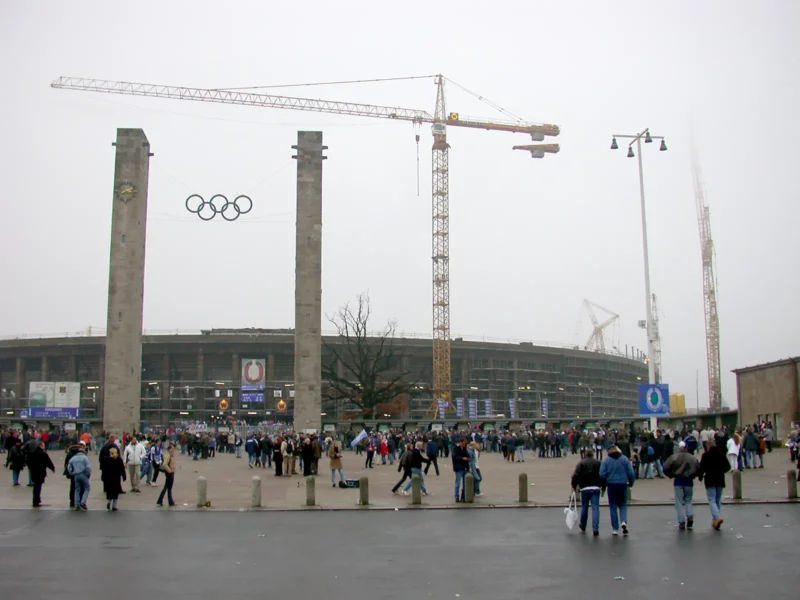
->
xmin=659 ymin=139 xmax=668 ymax=151
xmin=644 ymin=131 xmax=653 ymax=143
xmin=610 ymin=137 xmax=619 ymax=150
xmin=627 ymin=146 xmax=635 ymax=158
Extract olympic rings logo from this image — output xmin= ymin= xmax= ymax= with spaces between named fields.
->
xmin=185 ymin=194 xmax=253 ymax=221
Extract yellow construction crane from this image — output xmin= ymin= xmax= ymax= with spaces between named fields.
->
xmin=51 ymin=74 xmax=560 ymax=417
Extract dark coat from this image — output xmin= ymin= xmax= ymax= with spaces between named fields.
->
xmin=6 ymin=445 xmax=26 ymax=471
xmin=101 ymin=455 xmax=127 ymax=497
xmin=698 ymin=445 xmax=730 ymax=489
xmin=99 ymin=441 xmax=117 ymax=469
xmin=409 ymin=448 xmax=430 ymax=470
xmin=571 ymin=457 xmax=604 ymax=491
xmin=451 ymin=445 xmax=470 ymax=472
xmin=63 ymin=445 xmax=81 ymax=478
xmin=27 ymin=447 xmax=55 ymax=484
xmin=616 ymin=438 xmax=631 ymax=458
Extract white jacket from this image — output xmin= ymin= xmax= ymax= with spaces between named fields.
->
xmin=726 ymin=439 xmax=740 ymax=456
xmin=124 ymin=442 xmax=146 ymax=466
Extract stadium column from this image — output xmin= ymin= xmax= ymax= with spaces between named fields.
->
xmin=232 ymin=353 xmax=240 ymax=412
xmin=292 ymin=132 xmax=326 ymax=434
xmin=103 ymin=129 xmax=152 ymax=436
xmin=15 ymin=357 xmax=25 ymax=405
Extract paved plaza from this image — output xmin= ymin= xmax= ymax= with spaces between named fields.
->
xmin=0 ymin=505 xmax=796 ymax=599
xmin=2 ymin=447 xmax=797 ymax=510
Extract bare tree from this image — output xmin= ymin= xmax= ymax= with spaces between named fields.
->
xmin=322 ymin=293 xmax=418 ymax=419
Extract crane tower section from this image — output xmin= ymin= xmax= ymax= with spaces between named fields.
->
xmin=693 ymin=164 xmax=722 ymax=411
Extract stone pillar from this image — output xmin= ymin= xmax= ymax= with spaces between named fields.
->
xmin=15 ymin=357 xmax=25 ymax=403
xmin=267 ymin=353 xmax=276 ymax=383
xmin=788 ymin=469 xmax=797 ymax=500
xmin=292 ymin=132 xmax=326 ymax=434
xmin=411 ymin=474 xmax=422 ymax=505
xmin=732 ymin=470 xmax=742 ymax=500
xmin=103 ymin=128 xmax=151 ymax=436
xmin=306 ymin=475 xmax=316 ymax=506
xmin=67 ymin=355 xmax=77 ymax=381
xmin=359 ymin=476 xmax=369 ymax=506
xmin=98 ymin=354 xmax=105 ymax=419
xmin=252 ymin=476 xmax=262 ymax=507
xmin=197 ymin=476 xmax=207 ymax=507
xmin=41 ymin=356 xmax=50 ymax=382
xmin=465 ymin=473 xmax=475 ymax=503
xmin=161 ymin=354 xmax=170 ymax=410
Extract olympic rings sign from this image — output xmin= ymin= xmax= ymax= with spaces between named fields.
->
xmin=185 ymin=194 xmax=253 ymax=221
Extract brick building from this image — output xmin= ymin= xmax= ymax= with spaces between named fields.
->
xmin=733 ymin=357 xmax=800 ymax=440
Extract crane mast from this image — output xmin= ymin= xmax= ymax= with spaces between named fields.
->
xmin=693 ymin=164 xmax=722 ymax=411
xmin=52 ymin=74 xmax=560 ymax=419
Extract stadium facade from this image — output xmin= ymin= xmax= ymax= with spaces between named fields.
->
xmin=0 ymin=328 xmax=648 ymax=430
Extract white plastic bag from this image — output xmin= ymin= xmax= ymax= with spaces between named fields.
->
xmin=564 ymin=492 xmax=578 ymax=530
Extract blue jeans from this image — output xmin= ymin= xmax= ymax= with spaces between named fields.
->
xmin=330 ymin=468 xmax=344 ymax=484
xmin=248 ymin=452 xmax=257 ymax=466
xmin=580 ymin=489 xmax=601 ymax=532
xmin=517 ymin=447 xmax=525 ymax=461
xmin=654 ymin=460 xmax=664 ymax=477
xmin=454 ymin=469 xmax=468 ymax=500
xmin=607 ymin=483 xmax=628 ymax=531
xmin=706 ymin=486 xmax=723 ymax=521
xmin=404 ymin=468 xmax=427 ymax=493
xmin=74 ymin=473 xmax=90 ymax=507
xmin=674 ymin=485 xmax=694 ymax=524
xmin=235 ymin=446 xmax=242 ymax=458
xmin=472 ymin=468 xmax=482 ymax=495
xmin=12 ymin=469 xmax=20 ymax=485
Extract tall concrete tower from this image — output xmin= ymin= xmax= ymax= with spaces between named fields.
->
xmin=292 ymin=132 xmax=326 ymax=433
xmin=103 ymin=129 xmax=151 ymax=435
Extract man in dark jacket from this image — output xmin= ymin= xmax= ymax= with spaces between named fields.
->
xmin=742 ymin=428 xmax=760 ymax=468
xmin=392 ymin=445 xmax=413 ymax=494
xmin=5 ymin=439 xmax=26 ymax=486
xmin=452 ymin=437 xmax=471 ymax=502
xmin=697 ymin=440 xmax=730 ymax=530
xmin=571 ymin=449 xmax=604 ymax=536
xmin=27 ymin=441 xmax=55 ymax=508
xmin=424 ymin=437 xmax=440 ymax=476
xmin=663 ymin=441 xmax=700 ymax=530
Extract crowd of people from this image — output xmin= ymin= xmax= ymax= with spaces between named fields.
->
xmin=1 ymin=419 xmax=793 ymax=517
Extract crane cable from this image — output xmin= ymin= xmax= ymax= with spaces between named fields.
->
xmin=211 ymin=75 xmax=436 ymax=92
xmin=444 ymin=77 xmax=526 ymax=123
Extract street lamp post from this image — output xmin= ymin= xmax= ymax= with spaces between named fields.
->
xmin=611 ymin=129 xmax=667 ymax=427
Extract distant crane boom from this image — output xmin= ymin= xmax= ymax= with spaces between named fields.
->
xmin=693 ymin=163 xmax=722 ymax=411
xmin=583 ymin=299 xmax=619 ymax=352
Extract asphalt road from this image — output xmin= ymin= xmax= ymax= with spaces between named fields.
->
xmin=0 ymin=505 xmax=795 ymax=599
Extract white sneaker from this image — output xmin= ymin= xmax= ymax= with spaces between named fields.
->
xmin=612 ymin=530 xmax=619 ymax=536
xmin=621 ymin=522 xmax=629 ymax=535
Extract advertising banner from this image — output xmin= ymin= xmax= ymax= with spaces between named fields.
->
xmin=437 ymin=399 xmax=449 ymax=420
xmin=483 ymin=399 xmax=492 ymax=418
xmin=29 ymin=382 xmax=80 ymax=419
xmin=241 ymin=358 xmax=267 ymax=391
xmin=638 ymin=383 xmax=671 ymax=417
xmin=54 ymin=382 xmax=80 ymax=408
xmin=455 ymin=398 xmax=464 ymax=418
xmin=28 ymin=382 xmax=54 ymax=407
xmin=541 ymin=397 xmax=549 ymax=419
xmin=508 ymin=398 xmax=518 ymax=419
xmin=468 ymin=398 xmax=478 ymax=420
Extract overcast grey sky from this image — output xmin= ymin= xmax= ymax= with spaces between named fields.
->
xmin=1 ymin=1 xmax=798 ymax=408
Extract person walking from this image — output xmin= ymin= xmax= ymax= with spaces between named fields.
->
xmin=571 ymin=448 xmax=604 ymax=536
xmin=311 ymin=436 xmax=322 ymax=475
xmin=726 ymin=434 xmax=741 ymax=472
xmin=27 ymin=440 xmax=55 ymax=508
xmin=123 ymin=437 xmax=145 ymax=493
xmin=402 ymin=441 xmax=430 ymax=496
xmin=697 ymin=440 xmax=730 ymax=530
xmin=424 ymin=436 xmax=440 ymax=476
xmin=452 ymin=437 xmax=471 ymax=502
xmin=67 ymin=442 xmax=92 ymax=511
xmin=101 ymin=446 xmax=126 ymax=511
xmin=599 ymin=445 xmax=635 ymax=536
xmin=157 ymin=444 xmax=177 ymax=507
xmin=281 ymin=437 xmax=293 ymax=477
xmin=365 ymin=438 xmax=376 ymax=469
xmin=301 ymin=437 xmax=315 ymax=476
xmin=149 ymin=441 xmax=163 ymax=487
xmin=663 ymin=441 xmax=700 ymax=530
xmin=763 ymin=425 xmax=774 ymax=453
xmin=742 ymin=428 xmax=759 ymax=469
xmin=392 ymin=443 xmax=413 ymax=494
xmin=63 ymin=440 xmax=83 ymax=509
xmin=273 ymin=436 xmax=284 ymax=477
xmin=5 ymin=438 xmax=25 ymax=486
xmin=245 ymin=434 xmax=259 ymax=468
xmin=329 ymin=441 xmax=345 ymax=487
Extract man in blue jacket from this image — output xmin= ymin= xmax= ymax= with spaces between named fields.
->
xmin=600 ymin=445 xmax=635 ymax=536
xmin=451 ymin=437 xmax=471 ymax=502
xmin=424 ymin=437 xmax=440 ymax=476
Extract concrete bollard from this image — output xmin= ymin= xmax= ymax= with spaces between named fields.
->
xmin=465 ymin=473 xmax=475 ymax=503
xmin=252 ymin=476 xmax=262 ymax=508
xmin=411 ymin=474 xmax=422 ymax=505
xmin=306 ymin=475 xmax=315 ymax=506
xmin=732 ymin=470 xmax=742 ymax=500
xmin=519 ymin=473 xmax=528 ymax=503
xmin=196 ymin=476 xmax=207 ymax=508
xmin=359 ymin=476 xmax=369 ymax=506
xmin=788 ymin=470 xmax=798 ymax=500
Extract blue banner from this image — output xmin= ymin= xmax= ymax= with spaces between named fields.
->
xmin=638 ymin=384 xmax=670 ymax=417
xmin=29 ymin=407 xmax=81 ymax=419
xmin=455 ymin=398 xmax=464 ymax=418
xmin=541 ymin=398 xmax=549 ymax=419
xmin=468 ymin=399 xmax=478 ymax=420
xmin=483 ymin=400 xmax=492 ymax=418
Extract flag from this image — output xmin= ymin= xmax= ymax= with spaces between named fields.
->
xmin=350 ymin=429 xmax=368 ymax=449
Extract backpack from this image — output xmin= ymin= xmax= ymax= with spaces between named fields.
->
xmin=286 ymin=440 xmax=294 ymax=454
xmin=67 ymin=456 xmax=85 ymax=476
